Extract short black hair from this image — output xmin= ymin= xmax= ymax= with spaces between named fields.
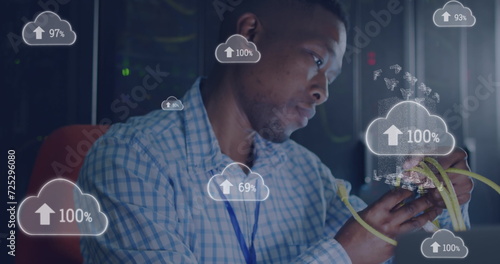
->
xmin=302 ymin=0 xmax=349 ymax=28
xmin=218 ymin=0 xmax=349 ymax=41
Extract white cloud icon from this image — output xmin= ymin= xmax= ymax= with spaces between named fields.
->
xmin=433 ymin=1 xmax=476 ymax=27
xmin=207 ymin=162 xmax=270 ymax=202
xmin=365 ymin=101 xmax=455 ymax=156
xmin=215 ymin=34 xmax=261 ymax=63
xmin=22 ymin=11 xmax=77 ymax=46
xmin=161 ymin=96 xmax=184 ymax=111
xmin=18 ymin=178 xmax=108 ymax=236
xmin=421 ymin=229 xmax=468 ymax=258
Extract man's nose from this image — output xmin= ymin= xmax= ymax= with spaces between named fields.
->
xmin=309 ymin=74 xmax=329 ymax=105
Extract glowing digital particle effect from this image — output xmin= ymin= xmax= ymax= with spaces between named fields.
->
xmin=418 ymin=82 xmax=432 ymax=96
xmin=384 ymin=78 xmax=399 ymax=91
xmin=374 ymin=69 xmax=383 ymax=80
xmin=403 ymin=72 xmax=418 ymax=87
xmin=389 ymin=64 xmax=402 ymax=74
xmin=400 ymin=88 xmax=414 ymax=100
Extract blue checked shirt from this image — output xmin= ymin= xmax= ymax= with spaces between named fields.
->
xmin=78 ymin=78 xmax=469 ymax=263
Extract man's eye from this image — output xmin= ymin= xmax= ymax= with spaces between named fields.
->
xmin=312 ymin=55 xmax=323 ymax=68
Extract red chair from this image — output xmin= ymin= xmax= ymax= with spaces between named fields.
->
xmin=16 ymin=125 xmax=109 ymax=264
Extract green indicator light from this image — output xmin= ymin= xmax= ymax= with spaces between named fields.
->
xmin=14 ymin=59 xmax=20 ymax=65
xmin=122 ymin=68 xmax=130 ymax=76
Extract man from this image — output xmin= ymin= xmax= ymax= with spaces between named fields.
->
xmin=78 ymin=0 xmax=473 ymax=263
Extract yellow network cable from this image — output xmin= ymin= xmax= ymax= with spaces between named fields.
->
xmin=336 ymin=180 xmax=398 ymax=246
xmin=424 ymin=158 xmax=466 ymax=230
xmin=420 ymin=161 xmax=462 ymax=230
xmin=408 ymin=163 xmax=460 ymax=231
xmin=336 ymin=158 xmax=500 ymax=247
xmin=445 ymin=168 xmax=500 ymax=195
xmin=408 ymin=158 xmax=500 ymax=232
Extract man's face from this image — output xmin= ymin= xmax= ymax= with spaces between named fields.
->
xmin=234 ymin=5 xmax=347 ymax=143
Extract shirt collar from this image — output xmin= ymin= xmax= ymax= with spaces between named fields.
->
xmin=183 ymin=77 xmax=287 ymax=173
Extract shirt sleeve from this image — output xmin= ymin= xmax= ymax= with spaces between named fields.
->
xmin=77 ymin=135 xmax=198 ymax=264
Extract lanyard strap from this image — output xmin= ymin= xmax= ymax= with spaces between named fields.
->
xmin=223 ymin=200 xmax=260 ymax=264
xmin=216 ymin=185 xmax=261 ymax=264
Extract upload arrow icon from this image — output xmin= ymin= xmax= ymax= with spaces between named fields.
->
xmin=384 ymin=125 xmax=403 ymax=146
xmin=224 ymin=47 xmax=234 ymax=58
xmin=442 ymin=11 xmax=451 ymax=22
xmin=431 ymin=241 xmax=441 ymax=253
xmin=220 ymin=180 xmax=233 ymax=195
xmin=36 ymin=203 xmax=55 ymax=225
xmin=33 ymin=26 xmax=45 ymax=39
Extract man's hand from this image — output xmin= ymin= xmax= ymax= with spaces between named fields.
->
xmin=335 ymin=189 xmax=442 ymax=264
xmin=335 ymin=149 xmax=473 ymax=264
xmin=403 ymin=148 xmax=474 ymax=208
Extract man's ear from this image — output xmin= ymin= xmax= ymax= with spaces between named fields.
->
xmin=236 ymin=13 xmax=261 ymax=42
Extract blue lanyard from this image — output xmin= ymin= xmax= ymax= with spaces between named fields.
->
xmin=216 ymin=186 xmax=261 ymax=264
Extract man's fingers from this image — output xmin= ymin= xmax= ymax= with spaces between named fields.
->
xmin=412 ymin=185 xmax=466 ymax=209
xmin=457 ymin=193 xmax=471 ymax=205
xmin=452 ymin=180 xmax=474 ymax=196
xmin=428 ymin=187 xmax=470 ymax=208
xmin=428 ymin=181 xmax=468 ymax=198
xmin=377 ymin=189 xmax=414 ymax=211
xmin=433 ymin=207 xmax=444 ymax=217
xmin=399 ymin=208 xmax=441 ymax=233
xmin=448 ymin=158 xmax=470 ymax=172
xmin=391 ymin=195 xmax=433 ymax=224
xmin=424 ymin=156 xmax=472 ymax=204
xmin=435 ymin=148 xmax=468 ymax=170
xmin=448 ymin=166 xmax=474 ymax=194
xmin=447 ymin=161 xmax=471 ymax=181
xmin=434 ymin=200 xmax=446 ymax=208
